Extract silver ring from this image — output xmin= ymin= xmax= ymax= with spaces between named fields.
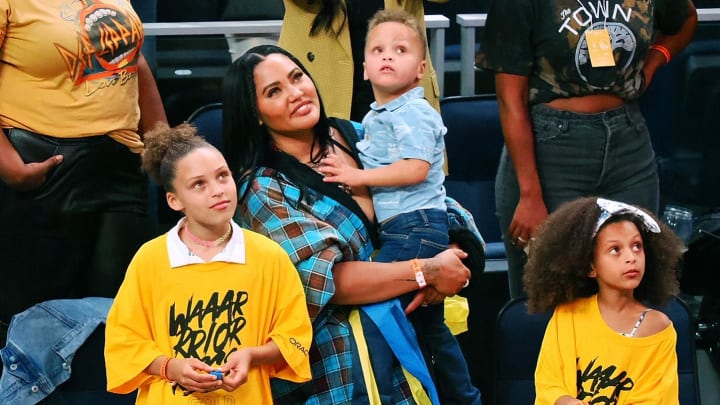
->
xmin=463 ymin=279 xmax=470 ymax=288
xmin=517 ymin=236 xmax=527 ymax=244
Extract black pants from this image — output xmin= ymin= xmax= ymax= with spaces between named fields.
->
xmin=0 ymin=129 xmax=154 ymax=323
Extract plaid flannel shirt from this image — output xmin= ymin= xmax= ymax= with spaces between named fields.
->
xmin=238 ymin=169 xmax=416 ymax=404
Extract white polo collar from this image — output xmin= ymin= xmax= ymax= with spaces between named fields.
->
xmin=167 ymin=218 xmax=246 ymax=268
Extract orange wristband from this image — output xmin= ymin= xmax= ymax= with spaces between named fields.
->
xmin=160 ymin=357 xmax=172 ymax=381
xmin=649 ymin=44 xmax=671 ymax=64
xmin=411 ymin=259 xmax=426 ymax=288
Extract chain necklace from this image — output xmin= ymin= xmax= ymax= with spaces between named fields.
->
xmin=182 ymin=220 xmax=233 ymax=248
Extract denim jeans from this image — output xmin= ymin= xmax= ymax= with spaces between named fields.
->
xmin=374 ymin=209 xmax=482 ymax=405
xmin=1 ymin=298 xmax=113 ymax=404
xmin=496 ymin=102 xmax=659 ymax=299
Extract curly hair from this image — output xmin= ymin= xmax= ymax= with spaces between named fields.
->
xmin=141 ymin=122 xmax=213 ymax=192
xmin=524 ymin=196 xmax=684 ymax=313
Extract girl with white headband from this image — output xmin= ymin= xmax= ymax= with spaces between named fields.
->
xmin=523 ymin=196 xmax=685 ymax=405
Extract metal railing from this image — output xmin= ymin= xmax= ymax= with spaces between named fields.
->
xmin=143 ymin=15 xmax=450 ymax=95
xmin=455 ymin=8 xmax=720 ymax=96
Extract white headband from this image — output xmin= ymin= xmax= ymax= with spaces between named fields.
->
xmin=594 ymin=198 xmax=661 ymax=237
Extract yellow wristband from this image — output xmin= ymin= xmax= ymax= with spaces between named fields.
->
xmin=412 ymin=259 xmax=426 ymax=288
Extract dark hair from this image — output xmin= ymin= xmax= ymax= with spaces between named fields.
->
xmin=305 ymin=0 xmax=402 ymax=37
xmin=221 ymin=44 xmax=333 ymax=200
xmin=141 ymin=122 xmax=214 ymax=192
xmin=524 ymin=197 xmax=683 ymax=313
xmin=367 ymin=9 xmax=427 ymax=58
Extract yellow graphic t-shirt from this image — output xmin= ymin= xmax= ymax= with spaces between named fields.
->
xmin=0 ymin=0 xmax=144 ymax=149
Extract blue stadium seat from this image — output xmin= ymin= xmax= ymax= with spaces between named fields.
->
xmin=440 ymin=94 xmax=506 ymax=269
xmin=494 ymin=298 xmax=552 ymax=405
xmin=146 ymin=102 xmax=224 ymax=234
xmin=187 ymin=102 xmax=224 ymax=151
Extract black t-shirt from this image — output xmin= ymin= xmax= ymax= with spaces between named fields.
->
xmin=477 ymin=0 xmax=691 ymax=104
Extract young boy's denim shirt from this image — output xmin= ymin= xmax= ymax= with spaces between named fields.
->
xmin=0 ymin=297 xmax=113 ymax=404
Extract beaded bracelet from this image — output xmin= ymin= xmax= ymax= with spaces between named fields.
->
xmin=160 ymin=357 xmax=172 ymax=381
xmin=649 ymin=44 xmax=671 ymax=64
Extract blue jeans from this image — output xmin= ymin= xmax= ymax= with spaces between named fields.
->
xmin=374 ymin=209 xmax=482 ymax=405
xmin=496 ymin=102 xmax=659 ymax=299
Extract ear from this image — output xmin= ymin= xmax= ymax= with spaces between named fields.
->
xmin=416 ymin=59 xmax=426 ymax=81
xmin=588 ymin=264 xmax=597 ymax=278
xmin=166 ymin=191 xmax=185 ymax=213
xmin=363 ymin=62 xmax=369 ymax=81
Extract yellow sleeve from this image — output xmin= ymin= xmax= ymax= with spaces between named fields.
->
xmin=267 ymin=250 xmax=313 ymax=382
xmin=628 ymin=328 xmax=680 ymax=404
xmin=104 ymin=243 xmax=165 ymax=394
xmin=534 ymin=307 xmax=578 ymax=405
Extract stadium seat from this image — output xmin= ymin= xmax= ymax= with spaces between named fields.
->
xmin=440 ymin=94 xmax=506 ymax=268
xmin=187 ymin=102 xmax=224 ymax=151
xmin=493 ymin=298 xmax=552 ymax=405
xmin=440 ymin=94 xmax=510 ymax=400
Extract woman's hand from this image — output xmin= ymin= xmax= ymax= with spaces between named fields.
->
xmin=404 ymin=286 xmax=445 ymax=314
xmin=0 ymin=131 xmax=63 ymax=191
xmin=509 ymin=194 xmax=547 ymax=250
xmin=423 ymin=248 xmax=470 ymax=296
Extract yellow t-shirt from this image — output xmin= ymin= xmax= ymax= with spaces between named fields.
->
xmin=105 ymin=222 xmax=313 ymax=404
xmin=0 ymin=0 xmax=143 ymax=150
xmin=535 ymin=295 xmax=679 ymax=405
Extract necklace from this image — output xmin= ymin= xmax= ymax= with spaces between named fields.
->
xmin=182 ymin=221 xmax=233 ymax=248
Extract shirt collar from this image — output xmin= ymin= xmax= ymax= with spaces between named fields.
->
xmin=370 ymin=86 xmax=425 ymax=112
xmin=167 ymin=218 xmax=246 ymax=268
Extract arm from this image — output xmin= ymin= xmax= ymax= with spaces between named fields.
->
xmin=643 ymin=0 xmax=697 ymax=87
xmin=238 ymin=176 xmax=470 ymax=313
xmin=321 ymin=154 xmax=429 ymax=187
xmin=136 ymin=52 xmax=168 ymax=134
xmin=535 ymin=310 xmax=580 ymax=405
xmin=321 ymin=102 xmax=438 ymax=187
xmin=495 ymin=73 xmax=548 ymax=242
xmin=330 ymin=248 xmax=469 ymax=304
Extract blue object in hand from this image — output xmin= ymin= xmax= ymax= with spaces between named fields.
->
xmin=210 ymin=370 xmax=224 ymax=380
